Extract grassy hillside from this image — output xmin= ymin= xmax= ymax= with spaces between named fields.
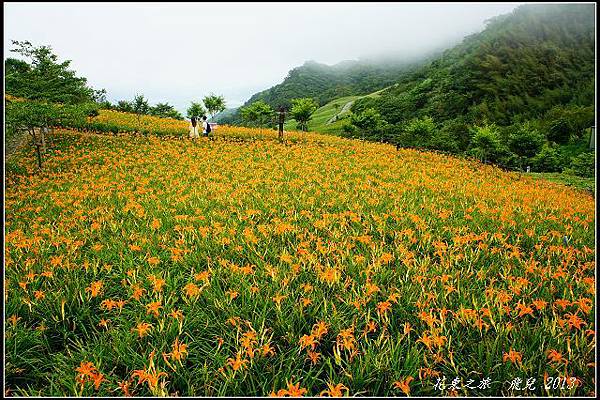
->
xmin=5 ymin=118 xmax=595 ymax=396
xmin=285 ymin=88 xmax=389 ymax=135
xmin=530 ymin=172 xmax=595 ymax=194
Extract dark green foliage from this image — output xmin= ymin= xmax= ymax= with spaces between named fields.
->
xmin=353 ymin=3 xmax=594 ymax=129
xmin=530 ymin=143 xmax=563 ymax=172
xmin=150 ymin=103 xmax=184 ymax=120
xmin=542 ymin=105 xmax=595 ymax=144
xmin=397 ymin=117 xmax=436 ymax=148
xmin=221 ymin=55 xmax=437 ymax=125
xmin=246 ymin=60 xmax=421 ymax=109
xmin=342 ymin=122 xmax=357 ymax=135
xmin=290 ymin=98 xmax=319 ymax=131
xmin=344 ymin=108 xmax=387 ymax=141
xmin=468 ymin=124 xmax=506 ymax=163
xmin=186 ymin=102 xmax=206 ymax=120
xmin=564 ymin=152 xmax=595 ymax=178
xmin=438 ymin=119 xmax=471 ymax=152
xmin=507 ymin=123 xmax=544 ymax=157
xmin=132 ymin=95 xmax=150 ymax=117
xmin=428 ymin=128 xmax=460 ymax=153
xmin=346 ymin=3 xmax=595 ymax=174
xmin=240 ymin=101 xmax=274 ymax=129
xmin=105 ymin=98 xmax=183 ymax=120
xmin=5 ymin=40 xmax=105 ymax=104
xmin=116 ymin=100 xmax=134 ymax=113
xmin=203 ymin=94 xmax=227 ymax=120
xmin=5 ymin=100 xmax=97 ymax=133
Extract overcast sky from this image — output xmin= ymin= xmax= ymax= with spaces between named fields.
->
xmin=4 ymin=2 xmax=521 ymax=113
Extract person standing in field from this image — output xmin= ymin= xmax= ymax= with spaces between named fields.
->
xmin=202 ymin=115 xmax=211 ymax=137
xmin=189 ymin=116 xmax=199 ymax=140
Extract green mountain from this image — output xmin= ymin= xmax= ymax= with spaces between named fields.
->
xmin=345 ymin=3 xmax=595 ymax=177
xmin=219 ymin=52 xmax=441 ymax=125
xmin=244 ymin=58 xmax=420 ymax=109
xmin=354 ymin=3 xmax=595 ymax=128
xmin=213 ymin=107 xmax=239 ymax=123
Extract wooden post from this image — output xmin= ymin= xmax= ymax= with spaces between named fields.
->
xmin=589 ymin=126 xmax=595 ymax=151
xmin=278 ymin=107 xmax=285 ymax=142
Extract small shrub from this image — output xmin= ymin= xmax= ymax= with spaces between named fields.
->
xmin=564 ymin=152 xmax=595 ymax=178
xmin=530 ymin=143 xmax=562 ymax=172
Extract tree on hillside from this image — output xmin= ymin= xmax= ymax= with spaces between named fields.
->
xmin=203 ymin=94 xmax=226 ymax=120
xmin=97 ymin=100 xmax=114 ymax=110
xmin=187 ymin=102 xmax=206 ymax=120
xmin=116 ymin=100 xmax=133 ymax=113
xmin=5 ymin=40 xmax=105 ymax=104
xmin=508 ymin=122 xmax=545 ymax=159
xmin=240 ymin=101 xmax=274 ymax=130
xmin=6 ymin=99 xmax=96 ymax=168
xmin=290 ymin=98 xmax=319 ymax=131
xmin=151 ymin=102 xmax=183 ymax=120
xmin=543 ymin=105 xmax=595 ymax=144
xmin=468 ymin=124 xmax=505 ymax=163
xmin=347 ymin=108 xmax=386 ymax=141
xmin=132 ymin=94 xmax=150 ymax=131
xmin=397 ymin=116 xmax=436 ymax=148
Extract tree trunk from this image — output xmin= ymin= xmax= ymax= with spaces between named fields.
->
xmin=30 ymin=127 xmax=37 ymax=146
xmin=36 ymin=143 xmax=43 ymax=169
xmin=40 ymin=127 xmax=47 ymax=153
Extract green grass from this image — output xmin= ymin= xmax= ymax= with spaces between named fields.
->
xmin=286 ymin=88 xmax=388 ymax=135
xmin=530 ymin=172 xmax=595 ymax=194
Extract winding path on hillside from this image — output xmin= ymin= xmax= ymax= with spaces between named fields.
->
xmin=326 ymin=100 xmax=354 ymax=124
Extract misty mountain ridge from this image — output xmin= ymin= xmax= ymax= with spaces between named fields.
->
xmin=237 ymin=49 xmax=443 ymax=113
xmin=353 ymin=3 xmax=595 ymax=126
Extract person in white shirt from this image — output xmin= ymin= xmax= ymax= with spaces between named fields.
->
xmin=201 ymin=115 xmax=209 ymax=137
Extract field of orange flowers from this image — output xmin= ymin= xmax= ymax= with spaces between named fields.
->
xmin=4 ymin=119 xmax=596 ymax=396
xmin=80 ymin=109 xmax=189 ymax=136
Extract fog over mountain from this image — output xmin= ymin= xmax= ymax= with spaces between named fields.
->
xmin=4 ymin=3 xmax=521 ymax=113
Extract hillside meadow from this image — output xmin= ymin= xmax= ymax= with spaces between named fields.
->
xmin=4 ymin=121 xmax=596 ymax=396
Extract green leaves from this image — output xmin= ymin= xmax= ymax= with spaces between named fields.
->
xmin=240 ymin=101 xmax=274 ymax=129
xmin=468 ymin=124 xmax=506 ymax=163
xmin=203 ymin=94 xmax=226 ymax=120
xmin=345 ymin=108 xmax=387 ymax=141
xmin=132 ymin=95 xmax=150 ymax=117
xmin=150 ymin=103 xmax=183 ymax=120
xmin=290 ymin=98 xmax=318 ymax=132
xmin=186 ymin=102 xmax=206 ymax=120
xmin=346 ymin=3 xmax=594 ymax=173
xmin=5 ymin=100 xmax=94 ymax=133
xmin=6 ymin=40 xmax=102 ymax=105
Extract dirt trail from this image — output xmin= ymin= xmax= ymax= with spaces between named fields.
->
xmin=326 ymin=100 xmax=354 ymax=124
